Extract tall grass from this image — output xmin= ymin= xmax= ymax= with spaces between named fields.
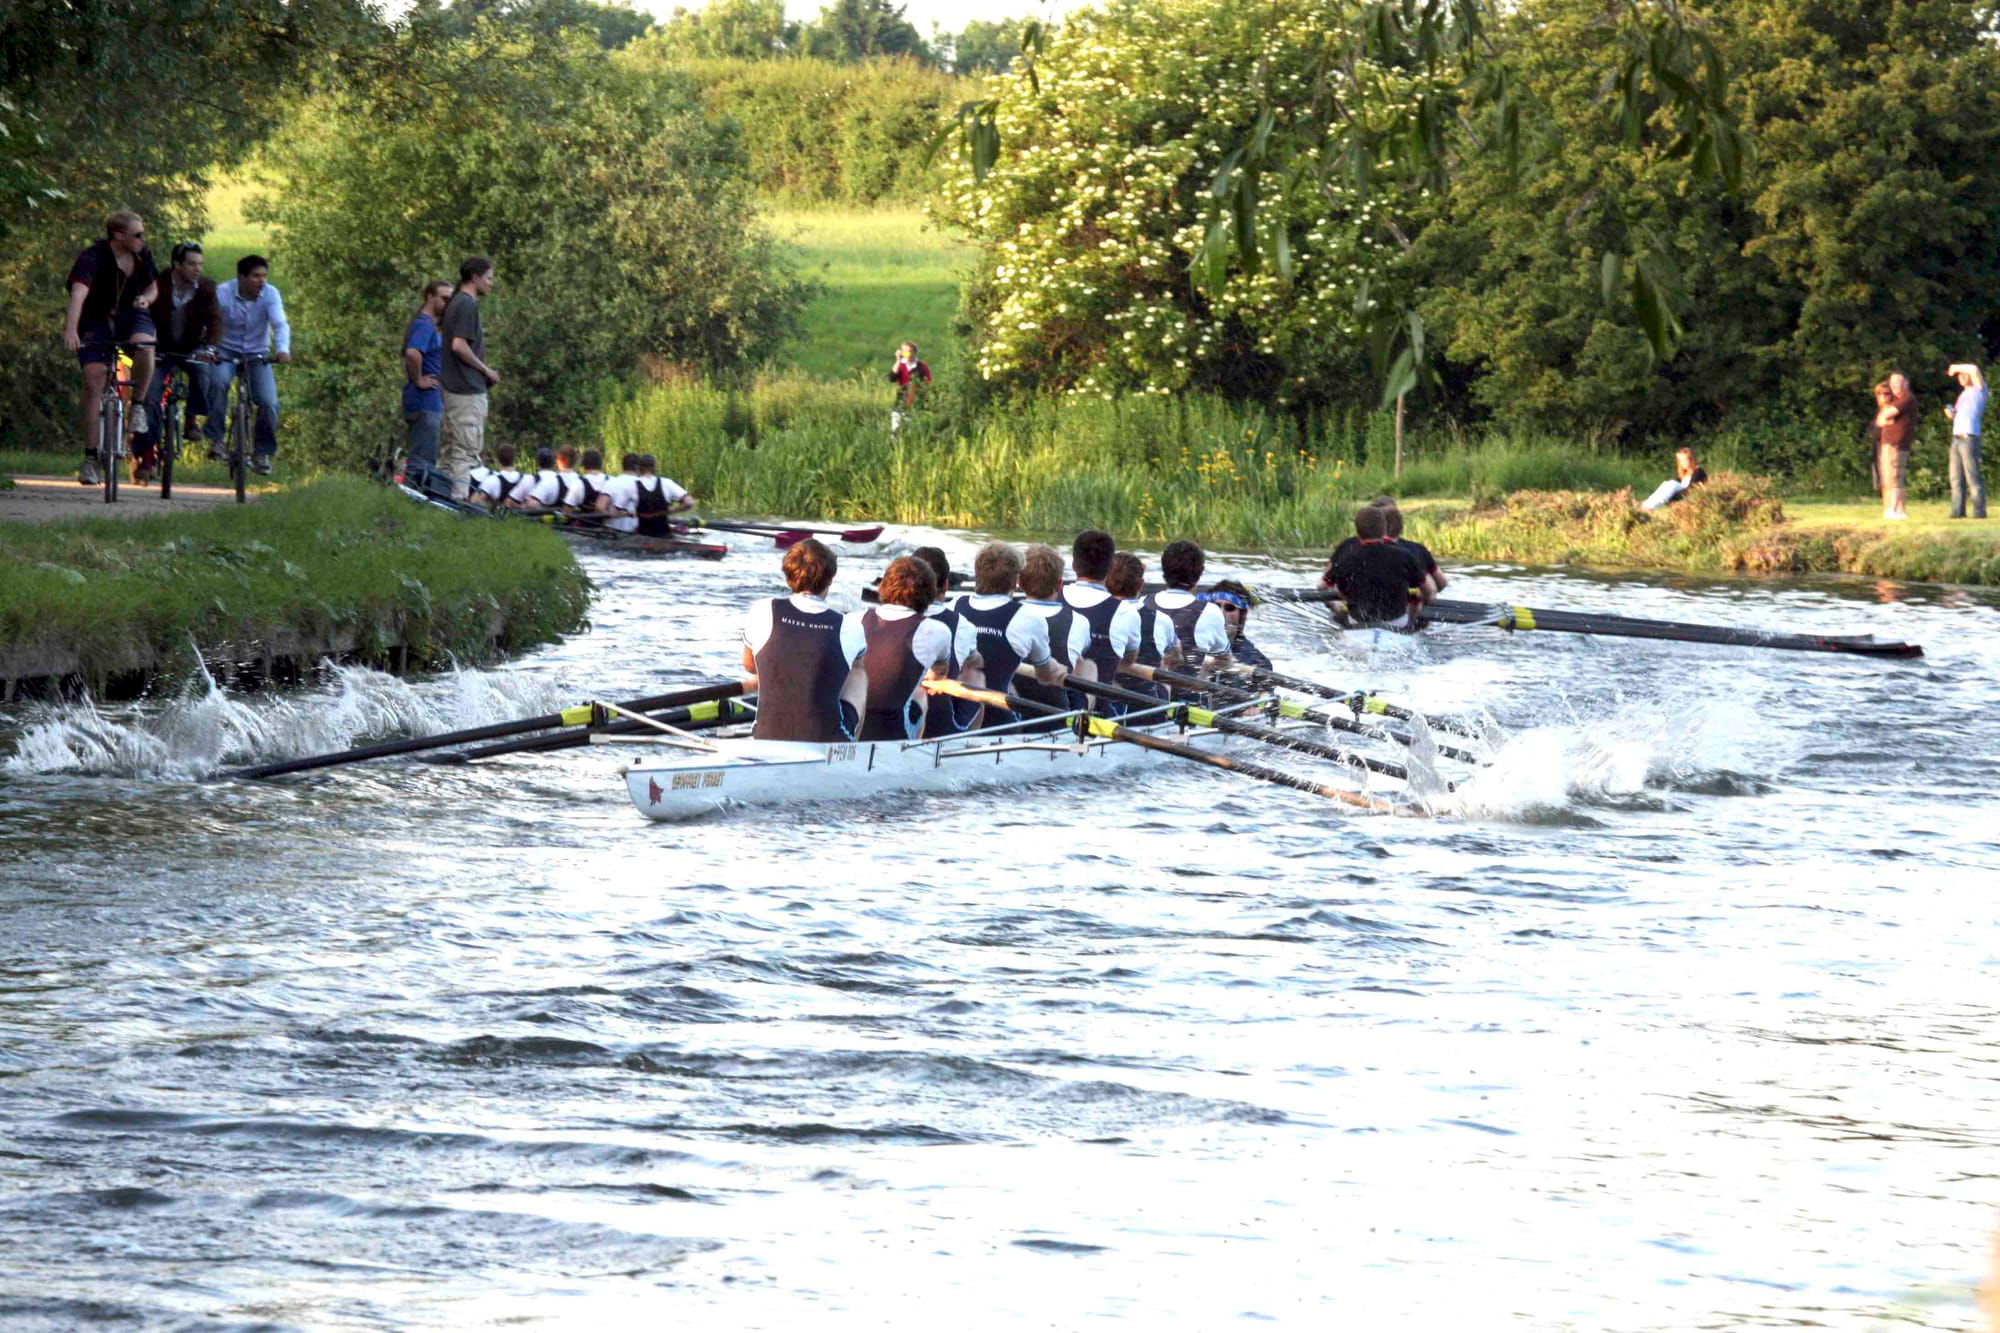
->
xmin=605 ymin=376 xmax=1662 ymax=546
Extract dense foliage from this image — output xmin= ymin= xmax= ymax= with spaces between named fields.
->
xmin=251 ymin=34 xmax=812 ymax=470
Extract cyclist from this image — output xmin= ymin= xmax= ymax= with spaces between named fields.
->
xmin=62 ymin=211 xmax=159 ymax=486
xmin=131 ymin=241 xmax=222 ymax=484
xmin=205 ymin=254 xmax=292 ymax=476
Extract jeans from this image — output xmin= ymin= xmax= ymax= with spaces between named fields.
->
xmin=1949 ymin=434 xmax=1986 ymax=518
xmin=205 ymin=357 xmax=280 ymax=460
xmin=133 ymin=360 xmax=213 ymax=458
xmin=404 ymin=408 xmax=442 ymax=485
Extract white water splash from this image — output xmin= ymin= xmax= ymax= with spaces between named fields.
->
xmin=1 ymin=661 xmax=573 ymax=780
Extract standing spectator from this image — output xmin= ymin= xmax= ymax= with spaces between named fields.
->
xmin=888 ymin=340 xmax=930 ymax=433
xmin=62 ymin=211 xmax=159 ymax=486
xmin=1874 ymin=371 xmax=1916 ymax=520
xmin=438 ymin=256 xmax=499 ymax=500
xmin=401 ymin=279 xmax=452 ymax=493
xmin=205 ymin=254 xmax=292 ymax=476
xmin=131 ymin=240 xmax=220 ymax=485
xmin=1943 ymin=363 xmax=1987 ymax=520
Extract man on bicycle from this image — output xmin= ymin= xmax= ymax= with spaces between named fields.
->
xmin=62 ymin=211 xmax=159 ymax=486
xmin=131 ymin=241 xmax=222 ymax=484
xmin=205 ymin=253 xmax=292 ymax=475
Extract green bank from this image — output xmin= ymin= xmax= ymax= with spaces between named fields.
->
xmin=0 ymin=478 xmax=589 ymax=698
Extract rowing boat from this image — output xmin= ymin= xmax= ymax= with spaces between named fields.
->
xmin=618 ymin=702 xmax=1348 ymax=820
xmin=397 ymin=484 xmax=730 ymax=560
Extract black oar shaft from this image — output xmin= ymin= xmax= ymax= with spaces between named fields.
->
xmin=230 ymin=681 xmax=746 ymax=779
xmin=431 ymin=699 xmax=751 ymax=763
xmin=1140 ymin=664 xmax=1486 ymax=766
xmin=1213 ymin=661 xmax=1483 ymax=738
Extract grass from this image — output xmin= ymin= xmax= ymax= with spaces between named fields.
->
xmin=773 ymin=206 xmax=970 ymax=384
xmin=0 ymin=477 xmax=589 ymax=690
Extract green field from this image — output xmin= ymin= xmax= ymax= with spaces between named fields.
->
xmin=776 ymin=206 xmax=971 ymax=383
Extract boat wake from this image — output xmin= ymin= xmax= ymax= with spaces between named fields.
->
xmin=0 ymin=662 xmax=571 ymax=780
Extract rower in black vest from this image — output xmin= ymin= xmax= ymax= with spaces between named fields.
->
xmin=1013 ymin=542 xmax=1082 ymax=727
xmin=1071 ymin=597 xmax=1128 ymax=716
xmin=856 ymin=609 xmax=925 ymax=740
xmin=1107 ymin=551 xmax=1171 ymax=700
xmin=911 ymin=546 xmax=964 ymax=739
xmin=955 ymin=596 xmax=1028 ymax=729
xmin=950 ymin=540 xmax=1070 ymax=728
xmin=633 ymin=476 xmax=674 ymax=537
xmin=742 ymin=538 xmax=862 ymax=743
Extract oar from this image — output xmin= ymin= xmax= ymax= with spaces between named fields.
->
xmin=1048 ymin=670 xmax=1441 ymax=789
xmin=703 ymin=519 xmax=885 ymax=544
xmin=1133 ymin=663 xmax=1489 ymax=767
xmin=1209 ymin=660 xmax=1486 ymax=739
xmin=228 ymin=681 xmax=748 ymax=780
xmin=425 ymin=698 xmax=752 ymax=763
xmin=924 ymin=679 xmax=1404 ymax=813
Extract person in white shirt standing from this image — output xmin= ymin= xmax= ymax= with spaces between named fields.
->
xmin=1943 ymin=363 xmax=1987 ymax=520
xmin=205 ymin=253 xmax=291 ymax=475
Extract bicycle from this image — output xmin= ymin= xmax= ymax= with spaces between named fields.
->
xmin=213 ymin=352 xmax=276 ymax=505
xmin=151 ymin=350 xmax=211 ymax=500
xmin=86 ymin=340 xmax=148 ymax=505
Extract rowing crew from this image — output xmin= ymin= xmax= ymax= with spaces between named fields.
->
xmin=466 ymin=444 xmax=697 ymax=536
xmin=741 ymin=531 xmax=1271 ymax=744
xmin=1322 ymin=495 xmax=1448 ymax=629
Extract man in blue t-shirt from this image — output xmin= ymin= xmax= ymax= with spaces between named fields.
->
xmin=401 ymin=280 xmax=451 ymax=490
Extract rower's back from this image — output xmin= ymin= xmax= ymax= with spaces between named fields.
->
xmin=855 ymin=557 xmax=951 ymax=741
xmin=1328 ymin=505 xmax=1421 ymax=628
xmin=747 ymin=540 xmax=861 ymax=743
xmin=1015 ymin=543 xmax=1080 ymax=727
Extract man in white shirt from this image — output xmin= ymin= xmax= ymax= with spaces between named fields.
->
xmin=742 ymin=539 xmax=870 ymax=742
xmin=1058 ymin=530 xmax=1142 ymax=714
xmin=1107 ymin=551 xmax=1178 ymax=695
xmin=1147 ymin=539 xmax=1233 ymax=670
xmin=951 ymin=542 xmax=1068 ymax=728
xmin=205 ymin=253 xmax=292 ymax=475
xmin=510 ymin=446 xmax=566 ymax=512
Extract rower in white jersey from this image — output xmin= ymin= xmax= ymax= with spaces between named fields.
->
xmin=567 ymin=447 xmax=611 ymax=517
xmin=468 ymin=443 xmax=525 ymax=508
xmin=1107 ymin=551 xmax=1179 ymax=698
xmin=595 ymin=453 xmax=643 ymax=533
xmin=911 ymin=546 xmax=965 ymax=738
xmin=740 ymin=538 xmax=868 ymax=742
xmin=1060 ymin=529 xmax=1143 ymax=715
xmin=512 ymin=444 xmax=574 ymax=514
xmin=949 ymin=541 xmax=1068 ymax=730
xmin=1146 ymin=539 xmax=1233 ymax=670
xmin=1013 ymin=542 xmax=1092 ymax=723
xmin=854 ymin=555 xmax=956 ymax=740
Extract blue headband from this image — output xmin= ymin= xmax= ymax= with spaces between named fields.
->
xmin=1203 ymin=590 xmax=1250 ymax=611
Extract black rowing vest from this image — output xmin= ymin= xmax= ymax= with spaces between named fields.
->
xmin=484 ymin=468 xmax=522 ymax=503
xmin=857 ymin=609 xmax=927 ymax=741
xmin=919 ymin=606 xmax=963 ymax=738
xmin=633 ymin=477 xmax=675 ymax=536
xmin=1120 ymin=599 xmax=1169 ymax=700
xmin=955 ymin=596 xmax=1027 ymax=729
xmin=1147 ymin=591 xmax=1210 ymax=660
xmin=573 ymin=473 xmax=604 ymax=511
xmin=1067 ymin=593 xmax=1127 ymax=717
xmin=1015 ymin=602 xmax=1078 ymax=726
xmin=751 ymin=598 xmax=855 ymax=743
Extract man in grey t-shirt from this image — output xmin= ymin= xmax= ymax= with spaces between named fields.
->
xmin=437 ymin=255 xmax=499 ymax=499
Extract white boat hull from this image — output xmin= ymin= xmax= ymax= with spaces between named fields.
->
xmin=621 ymin=722 xmax=1241 ymax=820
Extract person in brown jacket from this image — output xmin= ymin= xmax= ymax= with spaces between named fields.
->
xmin=131 ymin=241 xmax=223 ymax=483
xmin=1875 ymin=371 xmax=1916 ymax=519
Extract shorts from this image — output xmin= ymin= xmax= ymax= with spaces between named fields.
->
xmin=77 ymin=308 xmax=157 ymax=367
xmin=1877 ymin=443 xmax=1907 ymax=490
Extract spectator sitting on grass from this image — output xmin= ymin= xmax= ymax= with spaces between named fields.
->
xmin=1640 ymin=446 xmax=1708 ymax=511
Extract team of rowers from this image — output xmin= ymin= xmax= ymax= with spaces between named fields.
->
xmin=464 ymin=443 xmax=697 ymax=536
xmin=741 ymin=497 xmax=1447 ymax=745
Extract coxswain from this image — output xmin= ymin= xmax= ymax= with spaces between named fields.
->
xmin=1324 ymin=503 xmax=1426 ymax=628
xmin=469 ymin=443 xmax=524 ymax=508
xmin=1061 ymin=529 xmax=1143 ymax=714
xmin=568 ymin=447 xmax=611 ymax=518
xmin=1375 ymin=496 xmax=1446 ymax=599
xmin=855 ymin=556 xmax=956 ymax=741
xmin=1014 ymin=543 xmax=1091 ymax=724
xmin=1107 ymin=551 xmax=1176 ymax=699
xmin=911 ymin=546 xmax=966 ymax=737
xmin=740 ymin=538 xmax=867 ymax=743
xmin=512 ymin=445 xmax=568 ymax=514
xmin=1147 ymin=539 xmax=1233 ymax=670
xmin=949 ymin=542 xmax=1067 ymax=729
xmin=1203 ymin=579 xmax=1272 ymax=669
xmin=632 ymin=454 xmax=695 ymax=537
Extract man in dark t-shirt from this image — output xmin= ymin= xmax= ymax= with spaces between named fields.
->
xmin=61 ymin=210 xmax=159 ymax=485
xmin=438 ymin=256 xmax=499 ymax=500
xmin=1323 ymin=504 xmax=1426 ymax=628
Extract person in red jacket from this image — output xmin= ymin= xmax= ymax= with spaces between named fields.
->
xmin=888 ymin=341 xmax=931 ymax=433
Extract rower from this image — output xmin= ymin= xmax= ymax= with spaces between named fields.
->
xmin=1146 ymin=539 xmax=1233 ymax=671
xmin=597 ymin=453 xmax=642 ymax=533
xmin=1323 ymin=503 xmax=1426 ymax=628
xmin=951 ymin=542 xmax=1066 ymax=729
xmin=470 ymin=443 xmax=524 ymax=508
xmin=911 ymin=546 xmax=965 ymax=738
xmin=1375 ymin=496 xmax=1446 ymax=600
xmin=741 ymin=538 xmax=867 ymax=743
xmin=855 ymin=556 xmax=956 ymax=741
xmin=568 ymin=447 xmax=610 ymax=517
xmin=632 ymin=454 xmax=695 ymax=537
xmin=1107 ymin=551 xmax=1176 ymax=699
xmin=1015 ymin=543 xmax=1090 ymax=724
xmin=1060 ymin=529 xmax=1142 ymax=715
xmin=512 ymin=446 xmax=568 ymax=514
xmin=1203 ymin=579 xmax=1272 ymax=669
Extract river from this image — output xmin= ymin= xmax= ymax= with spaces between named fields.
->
xmin=2 ymin=531 xmax=1996 ymax=1331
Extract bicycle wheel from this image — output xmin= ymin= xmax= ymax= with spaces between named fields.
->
xmin=160 ymin=387 xmax=178 ymax=499
xmin=101 ymin=393 xmax=121 ymax=504
xmin=231 ymin=401 xmax=248 ymax=505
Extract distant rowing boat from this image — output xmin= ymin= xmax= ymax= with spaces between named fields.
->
xmin=397 ymin=484 xmax=729 ymax=560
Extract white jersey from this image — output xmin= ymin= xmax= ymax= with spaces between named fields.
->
xmin=518 ymin=469 xmax=566 ymax=507
xmin=475 ymin=468 xmax=525 ymax=504
xmin=1018 ymin=597 xmax=1092 ymax=666
xmin=743 ymin=594 xmax=868 ymax=662
xmin=1062 ymin=581 xmax=1142 ymax=655
xmin=1152 ymin=588 xmax=1232 ymax=655
xmin=600 ymin=474 xmax=641 ymax=533
xmin=568 ymin=471 xmax=610 ymax=508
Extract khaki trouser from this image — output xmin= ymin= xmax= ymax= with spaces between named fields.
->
xmin=1878 ymin=443 xmax=1907 ymax=517
xmin=440 ymin=390 xmax=489 ymax=500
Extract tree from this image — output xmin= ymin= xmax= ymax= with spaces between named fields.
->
xmin=435 ymin=0 xmax=657 ymax=48
xmin=651 ymin=0 xmax=797 ymax=58
xmin=802 ymin=0 xmax=931 ymax=63
xmin=948 ymin=18 xmax=1030 ymax=74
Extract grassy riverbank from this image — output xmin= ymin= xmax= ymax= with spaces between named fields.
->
xmin=0 ymin=478 xmax=588 ymax=695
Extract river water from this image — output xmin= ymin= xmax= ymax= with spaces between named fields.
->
xmin=2 ymin=530 xmax=1997 ymax=1331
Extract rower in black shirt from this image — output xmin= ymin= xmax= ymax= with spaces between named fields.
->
xmin=741 ymin=539 xmax=866 ymax=742
xmin=1323 ymin=503 xmax=1424 ymax=629
xmin=911 ymin=546 xmax=966 ymax=738
xmin=1373 ymin=496 xmax=1447 ymax=599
